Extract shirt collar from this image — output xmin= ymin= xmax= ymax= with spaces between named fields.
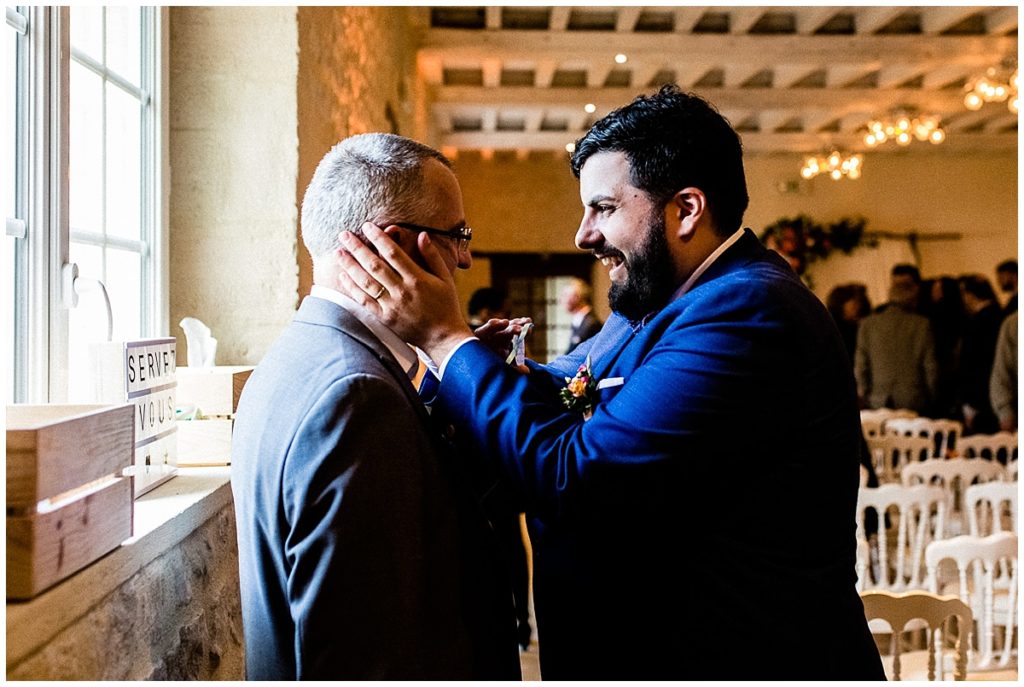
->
xmin=671 ymin=228 xmax=745 ymax=301
xmin=309 ymin=285 xmax=419 ymax=377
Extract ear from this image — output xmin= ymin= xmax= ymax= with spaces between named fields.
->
xmin=665 ymin=187 xmax=708 ymax=240
xmin=380 ymin=225 xmax=414 ymax=252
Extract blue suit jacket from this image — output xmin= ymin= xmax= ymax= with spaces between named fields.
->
xmin=437 ymin=230 xmax=884 ymax=679
xmin=230 ymin=296 xmax=520 ymax=680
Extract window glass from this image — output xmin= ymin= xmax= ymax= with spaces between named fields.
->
xmin=105 ymin=246 xmax=142 ymax=341
xmin=67 ymin=243 xmax=104 ymax=401
xmin=105 ymin=6 xmax=140 ymax=85
xmin=70 ymin=6 xmax=103 ymax=63
xmin=105 ymin=83 xmax=141 ymax=240
xmin=69 ymin=59 xmax=104 ymax=234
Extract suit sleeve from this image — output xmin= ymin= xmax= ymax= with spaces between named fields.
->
xmin=281 ymin=373 xmax=436 ymax=679
xmin=437 ymin=283 xmax=806 ymax=520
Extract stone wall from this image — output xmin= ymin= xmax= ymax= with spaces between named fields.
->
xmin=168 ymin=7 xmax=300 ymax=366
xmin=295 ymin=6 xmax=424 ymax=299
xmin=7 ymin=506 xmax=242 ymax=680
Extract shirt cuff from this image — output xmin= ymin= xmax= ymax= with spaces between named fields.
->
xmin=437 ymin=337 xmax=478 ymax=379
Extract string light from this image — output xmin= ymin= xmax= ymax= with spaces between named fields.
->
xmin=964 ymin=66 xmax=1018 ymax=114
xmin=864 ymin=113 xmax=945 ymax=148
xmin=800 ymin=151 xmax=862 ymax=181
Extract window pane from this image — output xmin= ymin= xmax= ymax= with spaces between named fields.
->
xmin=67 ymin=242 xmax=105 ymax=402
xmin=70 ymin=6 xmax=103 ymax=63
xmin=70 ymin=60 xmax=104 ymax=234
xmin=105 ymin=246 xmax=142 ymax=342
xmin=105 ymin=6 xmax=141 ymax=86
xmin=4 ymin=235 xmax=14 ymax=403
xmin=105 ymin=85 xmax=141 ymax=239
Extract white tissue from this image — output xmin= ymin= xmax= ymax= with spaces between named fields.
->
xmin=179 ymin=317 xmax=218 ymax=368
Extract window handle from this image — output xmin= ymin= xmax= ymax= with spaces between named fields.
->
xmin=61 ymin=262 xmax=114 ymax=341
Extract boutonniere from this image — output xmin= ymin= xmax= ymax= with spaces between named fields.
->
xmin=560 ymin=355 xmax=599 ymax=417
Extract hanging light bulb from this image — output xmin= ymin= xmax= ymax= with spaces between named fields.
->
xmin=799 ymin=150 xmax=863 ymax=181
xmin=964 ymin=63 xmax=1019 ymax=114
xmin=862 ymin=112 xmax=946 ymax=149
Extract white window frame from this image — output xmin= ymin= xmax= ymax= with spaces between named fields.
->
xmin=7 ymin=6 xmax=168 ymax=403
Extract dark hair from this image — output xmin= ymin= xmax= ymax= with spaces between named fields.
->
xmin=997 ymin=259 xmax=1018 ymax=274
xmin=891 ymin=263 xmax=921 ymax=284
xmin=569 ymin=84 xmax=748 ymax=236
xmin=468 ymin=287 xmax=507 ymax=317
xmin=959 ymin=274 xmax=997 ymax=302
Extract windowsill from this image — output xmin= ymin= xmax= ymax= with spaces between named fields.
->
xmin=6 ymin=465 xmax=233 ymax=668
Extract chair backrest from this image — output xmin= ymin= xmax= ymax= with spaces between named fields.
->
xmin=861 ymin=408 xmax=919 ymax=439
xmin=857 ymin=484 xmax=947 ymax=590
xmin=860 ymin=590 xmax=972 ymax=681
xmin=886 ymin=417 xmax=964 ymax=458
xmin=964 ymin=482 xmax=1018 ymax=537
xmin=1009 ymin=460 xmax=1018 ymax=482
xmin=925 ymin=532 xmax=1019 ymax=670
xmin=856 ymin=536 xmax=870 ymax=592
xmin=902 ymin=458 xmax=1006 ymax=537
xmin=866 ymin=434 xmax=933 ymax=483
xmin=957 ymin=432 xmax=1018 ymax=464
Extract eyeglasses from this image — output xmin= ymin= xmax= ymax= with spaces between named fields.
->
xmin=392 ymin=222 xmax=473 ymax=253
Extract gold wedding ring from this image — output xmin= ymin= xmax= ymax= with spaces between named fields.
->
xmin=371 ymin=285 xmax=385 ymax=300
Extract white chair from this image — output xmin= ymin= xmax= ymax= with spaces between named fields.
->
xmin=965 ymin=482 xmax=1018 ymax=537
xmin=901 ymin=458 xmax=1007 ymax=537
xmin=866 ymin=433 xmax=933 ymax=483
xmin=857 ymin=484 xmax=947 ymax=591
xmin=861 ymin=408 xmax=918 ymax=439
xmin=958 ymin=432 xmax=1018 ymax=465
xmin=856 ymin=536 xmax=870 ymax=592
xmin=925 ymin=532 xmax=1019 ymax=671
xmin=861 ymin=589 xmax=972 ymax=680
xmin=1010 ymin=460 xmax=1019 ymax=482
xmin=886 ymin=417 xmax=964 ymax=459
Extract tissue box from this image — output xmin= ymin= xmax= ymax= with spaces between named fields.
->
xmin=176 ymin=366 xmax=253 ymax=465
xmin=7 ymin=404 xmax=135 ymax=600
xmin=91 ymin=338 xmax=178 ymax=496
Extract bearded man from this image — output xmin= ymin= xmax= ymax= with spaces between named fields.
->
xmin=334 ymin=86 xmax=884 ymax=680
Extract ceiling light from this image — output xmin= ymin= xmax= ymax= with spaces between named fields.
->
xmin=584 ymin=103 xmax=596 ymax=114
xmin=800 ymin=151 xmax=863 ymax=181
xmin=565 ymin=142 xmax=575 ymax=153
xmin=863 ymin=112 xmax=946 ymax=148
xmin=964 ymin=63 xmax=1018 ymax=115
xmin=614 ymin=54 xmax=627 ymax=64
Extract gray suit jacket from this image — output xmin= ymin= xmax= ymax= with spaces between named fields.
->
xmin=854 ymin=304 xmax=938 ymax=413
xmin=230 ymin=296 xmax=519 ymax=680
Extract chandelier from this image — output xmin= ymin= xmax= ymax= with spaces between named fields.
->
xmin=800 ymin=151 xmax=862 ymax=181
xmin=864 ymin=113 xmax=945 ymax=148
xmin=964 ymin=66 xmax=1019 ymax=114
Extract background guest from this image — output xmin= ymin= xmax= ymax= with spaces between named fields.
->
xmin=826 ymin=283 xmax=871 ymax=363
xmin=958 ymin=274 xmax=1004 ymax=434
xmin=559 ymin=277 xmax=603 ymax=353
xmin=922 ymin=275 xmax=966 ymax=418
xmin=990 ymin=311 xmax=1018 ymax=433
xmin=855 ymin=276 xmax=938 ymax=413
xmin=467 ymin=287 xmax=510 ymax=328
xmin=995 ymin=259 xmax=1017 ymax=315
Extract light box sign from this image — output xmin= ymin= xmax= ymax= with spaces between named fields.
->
xmin=91 ymin=337 xmax=178 ymax=496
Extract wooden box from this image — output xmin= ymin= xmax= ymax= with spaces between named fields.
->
xmin=7 ymin=404 xmax=135 ymax=600
xmin=91 ymin=338 xmax=178 ymax=496
xmin=175 ymin=366 xmax=252 ymax=467
xmin=176 ymin=366 xmax=253 ymax=417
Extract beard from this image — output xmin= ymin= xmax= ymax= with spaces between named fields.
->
xmin=605 ymin=211 xmax=678 ymax=322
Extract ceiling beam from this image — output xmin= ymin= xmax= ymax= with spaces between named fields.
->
xmin=855 ymin=7 xmax=906 ymax=35
xmin=485 ymin=7 xmax=501 ymax=31
xmin=921 ymin=7 xmax=980 ymax=35
xmin=984 ymin=7 xmax=1018 ymax=35
xmin=432 ymin=85 xmax=977 ymax=114
xmin=793 ymin=7 xmax=840 ymax=35
xmin=615 ymin=7 xmax=642 ymax=33
xmin=419 ymin=30 xmax=1015 ymax=68
xmin=440 ymin=130 xmax=1015 ymax=154
xmin=673 ymin=8 xmax=705 ymax=34
xmin=549 ymin=7 xmax=571 ymax=32
xmin=729 ymin=8 xmax=766 ymax=34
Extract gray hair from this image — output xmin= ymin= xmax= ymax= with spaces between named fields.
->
xmin=300 ymin=133 xmax=451 ymax=259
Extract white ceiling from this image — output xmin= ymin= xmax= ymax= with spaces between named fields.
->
xmin=412 ymin=6 xmax=1019 ymax=155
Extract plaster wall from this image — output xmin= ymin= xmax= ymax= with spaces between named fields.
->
xmin=168 ymin=7 xmax=300 ymax=366
xmin=296 ymin=6 xmax=423 ymax=299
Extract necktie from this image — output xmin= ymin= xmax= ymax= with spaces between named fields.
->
xmin=411 ymin=357 xmax=440 ymax=406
